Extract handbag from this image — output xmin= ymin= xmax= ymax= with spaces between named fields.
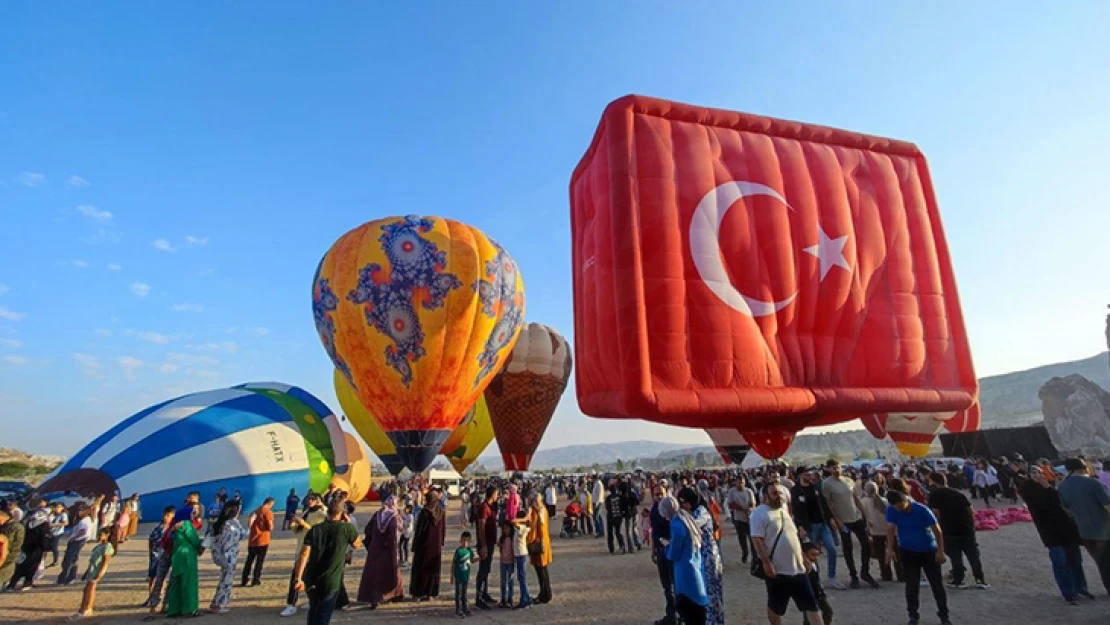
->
xmin=750 ymin=511 xmax=785 ymax=580
xmin=527 ymin=541 xmax=545 ymax=556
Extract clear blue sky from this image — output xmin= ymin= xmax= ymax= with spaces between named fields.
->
xmin=2 ymin=3 xmax=1108 ymax=457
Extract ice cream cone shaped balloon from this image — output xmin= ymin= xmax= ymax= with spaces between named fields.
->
xmin=314 ymin=215 xmax=525 ymax=472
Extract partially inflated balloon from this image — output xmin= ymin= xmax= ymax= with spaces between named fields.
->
xmin=705 ymin=428 xmax=751 ymax=465
xmin=440 ymin=396 xmax=494 ymax=473
xmin=485 ymin=323 xmax=571 ymax=471
xmin=334 ymin=369 xmax=404 ymax=476
xmin=330 ymin=432 xmax=372 ymax=503
xmin=314 ymin=215 xmax=525 ymax=472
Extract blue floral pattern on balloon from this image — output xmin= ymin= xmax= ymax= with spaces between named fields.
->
xmin=347 ymin=215 xmax=462 ymax=387
xmin=312 ymin=263 xmax=354 ymax=388
xmin=473 ymin=241 xmax=523 ymax=387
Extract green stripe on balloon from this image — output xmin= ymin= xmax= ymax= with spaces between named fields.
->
xmin=245 ymin=388 xmax=335 ymax=493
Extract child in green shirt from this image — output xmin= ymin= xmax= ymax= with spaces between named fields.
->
xmin=68 ymin=527 xmax=114 ymax=621
xmin=450 ymin=531 xmax=478 ymax=618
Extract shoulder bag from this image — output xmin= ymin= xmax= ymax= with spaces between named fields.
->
xmin=750 ymin=510 xmax=785 ymax=580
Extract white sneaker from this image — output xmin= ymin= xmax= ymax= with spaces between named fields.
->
xmin=280 ymin=605 xmax=297 ymax=617
xmin=827 ymin=578 xmax=846 ymax=590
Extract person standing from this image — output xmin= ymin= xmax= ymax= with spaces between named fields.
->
xmin=885 ymin=491 xmax=951 ymax=625
xmin=450 ymin=531 xmax=479 ymax=617
xmin=165 ymin=504 xmax=204 ymax=618
xmin=926 ymin=472 xmax=988 ymax=589
xmin=59 ymin=504 xmax=93 ymax=586
xmin=592 ymin=476 xmax=606 ymax=538
xmin=790 ymin=468 xmax=840 ymax=590
xmin=66 ymin=526 xmax=115 ymax=621
xmin=357 ymin=495 xmax=404 ymax=608
xmin=474 ymin=486 xmax=500 ymax=609
xmin=621 ymin=480 xmax=642 ymax=552
xmin=860 ymin=482 xmax=898 ymax=582
xmin=683 ymin=487 xmax=723 ymax=625
xmin=543 ymin=482 xmax=558 ymax=519
xmin=125 ymin=494 xmax=141 ymax=540
xmin=751 ymin=484 xmax=822 ymax=625
xmin=823 ymin=460 xmax=878 ymax=589
xmin=726 ymin=476 xmax=756 ymax=563
xmin=1057 ymin=457 xmax=1110 ymax=595
xmin=650 ymin=484 xmax=676 ymax=625
xmin=1021 ymin=465 xmax=1093 ymax=604
xmin=242 ymin=497 xmax=275 ymax=587
xmin=409 ymin=490 xmax=447 ymax=601
xmin=606 ymin=483 xmax=626 ymax=554
xmin=280 ymin=494 xmax=327 ymax=617
xmin=145 ymin=506 xmax=175 ymax=596
xmin=208 ymin=500 xmax=248 ymax=614
xmin=284 ymin=489 xmax=301 ymax=531
xmin=0 ymin=507 xmax=25 ymax=588
xmin=527 ymin=493 xmax=553 ymax=604
xmin=293 ymin=499 xmax=362 ymax=625
xmin=660 ymin=494 xmax=709 ymax=625
xmin=44 ymin=502 xmax=68 ymax=568
xmin=98 ymin=495 xmax=120 ymax=534
xmin=6 ymin=498 xmax=50 ymax=592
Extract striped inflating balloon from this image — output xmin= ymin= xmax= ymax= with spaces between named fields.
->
xmin=40 ymin=383 xmax=339 ymax=521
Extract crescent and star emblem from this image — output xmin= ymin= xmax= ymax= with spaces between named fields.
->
xmin=689 ymin=181 xmax=851 ymax=318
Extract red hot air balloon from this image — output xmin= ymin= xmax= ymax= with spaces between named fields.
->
xmin=570 ymin=95 xmax=977 ymax=458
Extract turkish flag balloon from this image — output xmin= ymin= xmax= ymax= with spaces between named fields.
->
xmin=571 ymin=95 xmax=977 ymax=436
xmin=484 ymin=323 xmax=572 ymax=471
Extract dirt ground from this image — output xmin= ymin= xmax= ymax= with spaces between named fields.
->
xmin=2 ymin=498 xmax=1107 ymax=625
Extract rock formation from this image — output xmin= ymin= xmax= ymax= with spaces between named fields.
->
xmin=1039 ymin=374 xmax=1110 ymax=457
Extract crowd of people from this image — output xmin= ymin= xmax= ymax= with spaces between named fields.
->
xmin=1 ymin=453 xmax=1109 ymax=625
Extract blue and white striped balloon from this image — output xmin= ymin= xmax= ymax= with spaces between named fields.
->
xmin=40 ymin=383 xmax=341 ymax=521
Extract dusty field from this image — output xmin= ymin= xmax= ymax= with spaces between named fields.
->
xmin=2 ymin=498 xmax=1107 ymax=624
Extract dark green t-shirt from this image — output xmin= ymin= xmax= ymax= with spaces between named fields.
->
xmin=453 ymin=546 xmax=476 ymax=583
xmin=303 ymin=520 xmax=358 ymax=594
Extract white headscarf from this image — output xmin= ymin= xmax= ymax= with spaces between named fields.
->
xmin=659 ymin=495 xmax=701 ymax=551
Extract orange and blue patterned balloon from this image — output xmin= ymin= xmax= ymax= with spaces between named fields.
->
xmin=313 ymin=215 xmax=525 ymax=472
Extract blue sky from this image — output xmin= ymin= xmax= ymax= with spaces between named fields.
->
xmin=2 ymin=4 xmax=1108 ymax=457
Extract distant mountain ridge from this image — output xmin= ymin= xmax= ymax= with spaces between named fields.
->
xmin=484 ymin=352 xmax=1110 ymax=470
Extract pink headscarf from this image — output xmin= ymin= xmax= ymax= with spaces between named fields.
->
xmin=506 ymin=484 xmax=521 ymax=520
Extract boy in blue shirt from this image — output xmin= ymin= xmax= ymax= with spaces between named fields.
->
xmin=885 ymin=491 xmax=950 ymax=625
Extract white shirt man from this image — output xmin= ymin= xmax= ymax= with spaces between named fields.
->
xmin=751 ymin=484 xmax=820 ymax=625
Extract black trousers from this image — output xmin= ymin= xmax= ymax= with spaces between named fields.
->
xmin=840 ymin=519 xmax=872 ymax=580
xmin=607 ymin=516 xmax=625 ymax=553
xmin=900 ymin=548 xmax=949 ymax=621
xmin=1082 ymin=539 xmax=1110 ymax=595
xmin=733 ymin=520 xmax=752 ymax=561
xmin=7 ymin=547 xmax=44 ymax=589
xmin=654 ymin=545 xmax=676 ymax=621
xmin=454 ymin=580 xmax=470 ymax=613
xmin=945 ymin=535 xmax=985 ymax=584
xmin=475 ymin=555 xmax=493 ymax=603
xmin=242 ymin=545 xmax=268 ymax=585
xmin=533 ymin=564 xmax=551 ymax=603
xmin=676 ymin=594 xmax=707 ymax=625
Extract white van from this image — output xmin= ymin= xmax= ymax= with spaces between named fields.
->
xmin=422 ymin=468 xmax=463 ymax=498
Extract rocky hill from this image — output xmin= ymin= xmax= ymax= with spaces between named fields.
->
xmin=978 ymin=352 xmax=1110 ymax=428
xmin=0 ymin=447 xmax=64 ymax=484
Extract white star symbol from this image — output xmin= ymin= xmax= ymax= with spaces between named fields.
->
xmin=803 ymin=225 xmax=851 ymax=281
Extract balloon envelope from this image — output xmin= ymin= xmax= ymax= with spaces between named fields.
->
xmin=334 ymin=369 xmax=404 ymax=476
xmin=484 ymin=323 xmax=572 ymax=471
xmin=38 ymin=383 xmax=337 ymax=521
xmin=330 ymin=432 xmax=372 ymax=503
xmin=314 ymin=215 xmax=525 ymax=472
xmin=440 ymin=395 xmax=494 ymax=473
xmin=705 ymin=428 xmax=751 ymax=465
xmin=570 ymin=95 xmax=977 ymax=437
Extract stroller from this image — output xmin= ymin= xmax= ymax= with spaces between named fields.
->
xmin=560 ymin=501 xmax=582 ymax=538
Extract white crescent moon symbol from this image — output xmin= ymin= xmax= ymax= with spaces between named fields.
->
xmin=689 ymin=181 xmax=797 ymax=317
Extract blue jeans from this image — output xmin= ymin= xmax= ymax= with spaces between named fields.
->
xmin=594 ymin=507 xmax=605 ymax=536
xmin=809 ymin=522 xmax=838 ymax=580
xmin=306 ymin=587 xmax=340 ymax=625
xmin=514 ymin=556 xmax=532 ymax=606
xmin=499 ymin=563 xmax=515 ymax=604
xmin=1049 ymin=544 xmax=1089 ymax=600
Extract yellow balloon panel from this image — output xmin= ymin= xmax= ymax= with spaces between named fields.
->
xmin=313 ymin=215 xmax=525 ymax=472
xmin=334 ymin=369 xmax=404 ymax=476
xmin=330 ymin=432 xmax=372 ymax=503
xmin=440 ymin=395 xmax=495 ymax=473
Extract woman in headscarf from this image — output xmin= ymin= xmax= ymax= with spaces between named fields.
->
xmin=505 ymin=484 xmax=521 ymax=523
xmin=165 ymin=504 xmax=203 ymax=618
xmin=660 ymin=493 xmax=708 ymax=625
xmin=125 ymin=494 xmax=141 ymax=540
xmin=527 ymin=492 xmax=554 ymax=604
xmin=696 ymin=480 xmax=723 ymax=544
xmin=686 ymin=486 xmax=723 ymax=625
xmin=208 ymin=500 xmax=247 ymax=614
xmin=409 ymin=490 xmax=447 ymax=601
xmin=358 ymin=495 xmax=405 ymax=607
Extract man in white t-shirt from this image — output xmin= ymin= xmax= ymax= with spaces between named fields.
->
xmin=751 ymin=484 xmax=821 ymax=625
xmin=726 ymin=476 xmax=756 ymax=563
